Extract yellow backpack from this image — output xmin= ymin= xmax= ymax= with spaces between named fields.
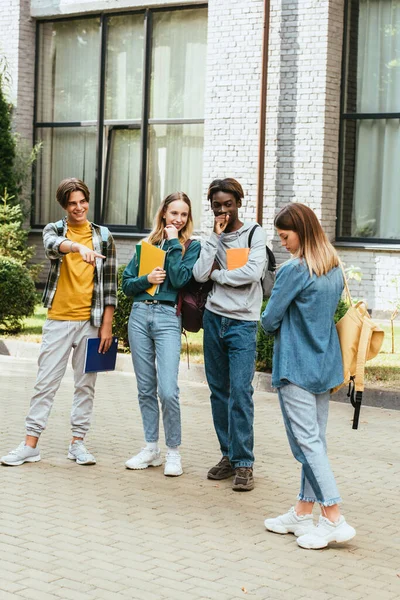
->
xmin=332 ymin=265 xmax=385 ymax=429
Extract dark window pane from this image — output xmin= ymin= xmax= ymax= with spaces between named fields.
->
xmin=37 ymin=19 xmax=100 ymax=122
xmin=346 ymin=1 xmax=400 ymax=113
xmin=150 ymin=8 xmax=207 ymax=119
xmin=105 ymin=15 xmax=144 ymax=121
xmin=339 ymin=118 xmax=400 ymax=239
xmin=103 ymin=128 xmax=141 ymax=226
xmin=35 ymin=127 xmax=96 ymax=224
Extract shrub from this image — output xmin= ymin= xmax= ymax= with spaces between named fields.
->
xmin=113 ymin=265 xmax=132 ymax=349
xmin=334 ymin=297 xmax=350 ymax=323
xmin=256 ymin=299 xmax=274 ymax=372
xmin=0 ymin=256 xmax=36 ymax=332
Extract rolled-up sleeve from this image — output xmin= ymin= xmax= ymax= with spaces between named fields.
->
xmin=168 ymin=239 xmax=201 ymax=289
xmin=43 ymin=223 xmax=68 ymax=260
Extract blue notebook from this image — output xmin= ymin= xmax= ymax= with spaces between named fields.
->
xmin=84 ymin=337 xmax=118 ymax=373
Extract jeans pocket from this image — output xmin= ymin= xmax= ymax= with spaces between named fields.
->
xmin=159 ymin=304 xmax=177 ymax=317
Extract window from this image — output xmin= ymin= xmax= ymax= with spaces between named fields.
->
xmin=34 ymin=6 xmax=207 ymax=231
xmin=337 ymin=0 xmax=400 ymax=242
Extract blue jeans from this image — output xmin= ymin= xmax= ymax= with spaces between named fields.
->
xmin=278 ymin=383 xmax=342 ymax=506
xmin=203 ymin=309 xmax=257 ymax=468
xmin=128 ymin=302 xmax=182 ymax=447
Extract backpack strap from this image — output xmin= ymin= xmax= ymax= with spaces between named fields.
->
xmin=354 ymin=316 xmax=373 ymax=393
xmin=247 ymin=224 xmax=258 ymax=248
xmin=99 ymin=225 xmax=109 ymax=258
xmin=55 ymin=219 xmax=64 ymax=236
xmin=248 ymin=224 xmax=276 ymax=272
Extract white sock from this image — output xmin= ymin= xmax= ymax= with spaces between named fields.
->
xmin=167 ymin=446 xmax=180 ymax=455
xmin=146 ymin=442 xmax=159 ymax=451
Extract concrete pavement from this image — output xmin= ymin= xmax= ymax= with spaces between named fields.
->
xmin=0 ymin=354 xmax=399 ymax=600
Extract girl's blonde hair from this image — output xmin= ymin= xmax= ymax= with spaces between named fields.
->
xmin=275 ymin=203 xmax=339 ymax=277
xmin=147 ymin=192 xmax=194 ymax=249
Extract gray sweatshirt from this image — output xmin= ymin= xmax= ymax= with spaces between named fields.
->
xmin=192 ymin=222 xmax=267 ymax=321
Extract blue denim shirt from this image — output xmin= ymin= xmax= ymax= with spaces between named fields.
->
xmin=261 ymin=258 xmax=344 ymax=394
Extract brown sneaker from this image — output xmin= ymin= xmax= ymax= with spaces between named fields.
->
xmin=207 ymin=456 xmax=235 ymax=480
xmin=232 ymin=467 xmax=254 ymax=491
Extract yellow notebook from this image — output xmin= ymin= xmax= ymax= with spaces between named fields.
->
xmin=226 ymin=247 xmax=250 ymax=270
xmin=138 ymin=241 xmax=166 ymax=296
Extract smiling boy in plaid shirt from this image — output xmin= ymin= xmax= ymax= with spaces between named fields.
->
xmin=1 ymin=178 xmax=117 ymax=467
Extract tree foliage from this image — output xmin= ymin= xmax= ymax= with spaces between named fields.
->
xmin=0 ymin=62 xmax=17 ymax=200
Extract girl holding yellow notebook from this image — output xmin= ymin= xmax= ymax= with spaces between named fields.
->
xmin=122 ymin=192 xmax=200 ymax=476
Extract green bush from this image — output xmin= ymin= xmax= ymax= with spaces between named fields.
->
xmin=0 ymin=190 xmax=38 ymax=273
xmin=334 ymin=297 xmax=349 ymax=323
xmin=0 ymin=256 xmax=36 ymax=332
xmin=256 ymin=299 xmax=274 ymax=372
xmin=113 ymin=265 xmax=132 ymax=349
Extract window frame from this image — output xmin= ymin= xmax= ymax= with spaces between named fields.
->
xmin=336 ymin=0 xmax=400 ymax=245
xmin=32 ymin=4 xmax=207 ymax=233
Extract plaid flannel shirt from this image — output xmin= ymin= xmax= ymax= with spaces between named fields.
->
xmin=42 ymin=218 xmax=118 ymax=327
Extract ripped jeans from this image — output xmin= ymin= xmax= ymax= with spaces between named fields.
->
xmin=278 ymin=383 xmax=342 ymax=506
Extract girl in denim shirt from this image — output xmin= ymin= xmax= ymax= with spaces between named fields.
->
xmin=261 ymin=203 xmax=356 ymax=550
xmin=122 ymin=193 xmax=200 ymax=477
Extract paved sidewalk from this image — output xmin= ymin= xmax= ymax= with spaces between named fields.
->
xmin=0 ymin=355 xmax=399 ymax=600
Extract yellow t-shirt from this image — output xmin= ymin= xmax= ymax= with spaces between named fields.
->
xmin=48 ymin=221 xmax=95 ymax=321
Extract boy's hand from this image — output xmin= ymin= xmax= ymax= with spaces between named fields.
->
xmin=98 ymin=323 xmax=113 ymax=353
xmin=76 ymin=244 xmax=105 ymax=266
xmin=213 ymin=214 xmax=229 ymax=235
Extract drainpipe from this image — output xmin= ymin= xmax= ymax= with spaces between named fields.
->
xmin=256 ymin=0 xmax=271 ymax=225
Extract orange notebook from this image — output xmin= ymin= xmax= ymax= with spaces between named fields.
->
xmin=138 ymin=241 xmax=166 ymax=296
xmin=226 ymin=247 xmax=250 ymax=270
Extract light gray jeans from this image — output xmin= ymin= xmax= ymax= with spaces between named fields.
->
xmin=278 ymin=383 xmax=342 ymax=506
xmin=25 ymin=319 xmax=99 ymax=439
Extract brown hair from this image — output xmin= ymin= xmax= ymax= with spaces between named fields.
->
xmin=147 ymin=192 xmax=194 ymax=248
xmin=275 ymin=203 xmax=339 ymax=277
xmin=56 ymin=178 xmax=90 ymax=209
xmin=207 ymin=178 xmax=244 ymax=204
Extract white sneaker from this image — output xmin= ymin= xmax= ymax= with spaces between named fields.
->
xmin=264 ymin=506 xmax=315 ymax=537
xmin=297 ymin=515 xmax=356 ymax=549
xmin=164 ymin=451 xmax=183 ymax=477
xmin=68 ymin=441 xmax=96 ymax=465
xmin=1 ymin=442 xmax=41 ymax=466
xmin=125 ymin=447 xmax=163 ymax=470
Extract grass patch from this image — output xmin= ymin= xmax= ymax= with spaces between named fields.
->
xmin=3 ymin=305 xmax=400 ymax=387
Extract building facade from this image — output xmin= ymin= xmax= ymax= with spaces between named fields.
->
xmin=1 ymin=0 xmax=399 ymax=313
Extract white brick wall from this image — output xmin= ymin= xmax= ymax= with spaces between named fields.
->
xmin=202 ymin=0 xmax=264 ymax=233
xmin=338 ymin=249 xmax=400 ymax=314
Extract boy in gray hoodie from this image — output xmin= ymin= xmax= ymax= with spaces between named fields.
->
xmin=193 ymin=178 xmax=266 ymax=491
